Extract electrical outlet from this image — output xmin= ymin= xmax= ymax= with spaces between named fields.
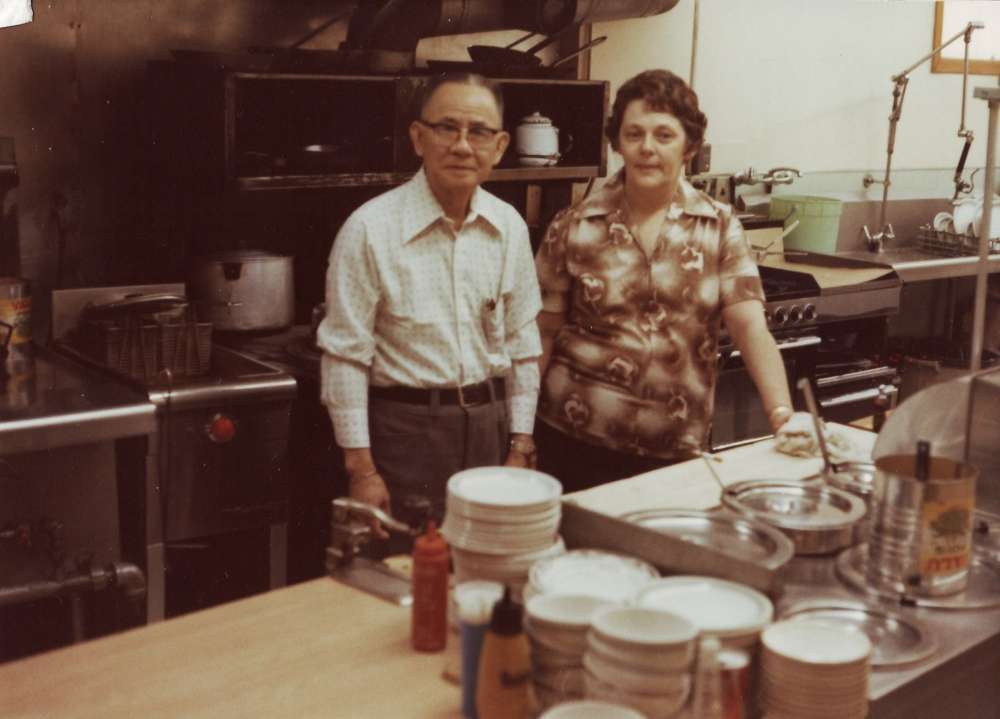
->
xmin=688 ymin=142 xmax=711 ymax=175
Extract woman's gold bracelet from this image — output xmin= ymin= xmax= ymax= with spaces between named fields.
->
xmin=767 ymin=405 xmax=794 ymax=424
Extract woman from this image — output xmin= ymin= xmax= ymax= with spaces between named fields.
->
xmin=534 ymin=69 xmax=793 ymax=493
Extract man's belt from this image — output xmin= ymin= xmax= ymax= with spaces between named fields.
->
xmin=369 ymin=378 xmax=504 ymax=408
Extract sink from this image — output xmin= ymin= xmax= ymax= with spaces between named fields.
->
xmin=836 ymin=246 xmax=1000 ymax=281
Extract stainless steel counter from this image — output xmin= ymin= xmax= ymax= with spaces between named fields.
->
xmin=0 ymin=346 xmax=156 ymax=454
xmin=779 ymin=556 xmax=1000 ymax=719
xmin=837 ymin=246 xmax=1000 ymax=282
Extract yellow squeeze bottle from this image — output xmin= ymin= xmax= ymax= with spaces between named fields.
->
xmin=475 ymin=587 xmax=531 ymax=719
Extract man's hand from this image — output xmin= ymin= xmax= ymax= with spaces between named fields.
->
xmin=349 ymin=472 xmax=391 ymax=540
xmin=344 ymin=447 xmax=390 ymax=539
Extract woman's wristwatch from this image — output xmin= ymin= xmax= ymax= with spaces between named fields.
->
xmin=509 ymin=435 xmax=537 ymax=463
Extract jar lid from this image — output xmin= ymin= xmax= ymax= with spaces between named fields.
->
xmin=519 ymin=111 xmax=552 ymax=125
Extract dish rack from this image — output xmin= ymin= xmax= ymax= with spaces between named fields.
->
xmin=917 ymin=224 xmax=1000 ymax=258
xmin=76 ymin=296 xmax=212 ymax=383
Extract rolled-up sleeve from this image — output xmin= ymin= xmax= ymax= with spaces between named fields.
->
xmin=501 ymin=209 xmax=542 ymax=434
xmin=317 ymin=214 xmax=379 ymax=448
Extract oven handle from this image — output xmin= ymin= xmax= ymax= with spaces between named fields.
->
xmin=816 ymin=366 xmax=897 ymax=388
xmin=819 ymin=383 xmax=898 ymax=408
xmin=728 ymin=334 xmax=821 ymax=359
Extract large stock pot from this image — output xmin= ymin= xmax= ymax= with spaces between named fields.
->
xmin=189 ymin=250 xmax=294 ymax=332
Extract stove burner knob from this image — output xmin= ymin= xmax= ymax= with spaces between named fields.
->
xmin=207 ymin=414 xmax=236 ymax=443
xmin=773 ymin=307 xmax=789 ymax=324
xmin=803 ymin=303 xmax=818 ymax=321
xmin=788 ymin=305 xmax=803 ymax=322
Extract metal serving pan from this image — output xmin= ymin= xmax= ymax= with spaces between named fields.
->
xmin=722 ymin=480 xmax=868 ymax=555
xmin=780 ymin=600 xmax=937 ymax=667
xmin=620 ymin=509 xmax=795 ymax=566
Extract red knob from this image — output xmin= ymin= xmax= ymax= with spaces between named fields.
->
xmin=207 ymin=414 xmax=235 ymax=442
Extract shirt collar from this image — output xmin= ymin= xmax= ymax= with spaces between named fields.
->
xmin=578 ymin=169 xmax=719 ymax=221
xmin=401 ymin=167 xmax=503 ymax=243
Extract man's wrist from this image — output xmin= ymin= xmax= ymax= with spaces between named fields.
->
xmin=509 ymin=434 xmax=537 ymax=462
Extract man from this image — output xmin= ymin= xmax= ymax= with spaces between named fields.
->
xmin=318 ymin=73 xmax=542 ymax=539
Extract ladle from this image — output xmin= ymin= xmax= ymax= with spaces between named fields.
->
xmin=696 ymin=450 xmax=728 ymax=494
xmin=797 ymin=377 xmax=834 ymax=475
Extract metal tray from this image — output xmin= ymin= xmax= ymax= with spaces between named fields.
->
xmin=619 ymin=509 xmax=794 ymax=565
xmin=722 ymin=480 xmax=868 ymax=555
xmin=780 ymin=600 xmax=936 ymax=667
xmin=836 ymin=544 xmax=1000 ymax=610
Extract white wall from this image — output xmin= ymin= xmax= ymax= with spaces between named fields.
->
xmin=593 ymin=0 xmax=997 ymax=193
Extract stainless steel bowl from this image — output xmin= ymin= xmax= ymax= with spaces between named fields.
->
xmin=721 ymin=480 xmax=868 ymax=555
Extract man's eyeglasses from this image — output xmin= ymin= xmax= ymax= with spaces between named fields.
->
xmin=417 ymin=120 xmax=503 ymax=149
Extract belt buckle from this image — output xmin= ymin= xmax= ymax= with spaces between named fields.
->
xmin=456 ymin=384 xmax=468 ymax=408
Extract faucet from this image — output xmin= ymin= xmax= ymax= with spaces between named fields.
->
xmin=733 ymin=167 xmax=803 ymax=187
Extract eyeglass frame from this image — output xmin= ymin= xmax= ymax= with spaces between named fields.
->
xmin=415 ymin=119 xmax=506 ymax=149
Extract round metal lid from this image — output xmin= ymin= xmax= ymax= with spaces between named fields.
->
xmin=722 ymin=480 xmax=867 ymax=531
xmin=780 ymin=600 xmax=937 ymax=667
xmin=620 ymin=509 xmax=794 ymax=566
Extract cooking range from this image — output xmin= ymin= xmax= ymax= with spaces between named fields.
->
xmin=51 ymin=286 xmax=297 ymax=621
xmin=713 ymin=250 xmax=902 ymax=450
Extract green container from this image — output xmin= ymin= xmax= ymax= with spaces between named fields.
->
xmin=769 ymin=195 xmax=843 ymax=254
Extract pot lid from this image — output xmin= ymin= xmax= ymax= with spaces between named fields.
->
xmin=519 ymin=111 xmax=552 ymax=125
xmin=721 ymin=480 xmax=867 ymax=531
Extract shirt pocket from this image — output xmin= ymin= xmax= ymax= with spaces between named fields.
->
xmin=481 ymin=297 xmax=505 ymax=355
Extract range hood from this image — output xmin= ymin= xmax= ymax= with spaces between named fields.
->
xmin=342 ymin=0 xmax=681 ymax=72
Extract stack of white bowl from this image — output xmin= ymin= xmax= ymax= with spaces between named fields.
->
xmin=582 ymin=606 xmax=698 ymax=719
xmin=758 ymin=619 xmax=872 ymax=719
xmin=525 ymin=594 xmax=615 ymax=711
xmin=442 ymin=467 xmax=565 ymax=600
xmin=525 ymin=549 xmax=660 ymax=604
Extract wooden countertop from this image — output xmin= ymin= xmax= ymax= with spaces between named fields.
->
xmin=0 ymin=578 xmax=463 ymax=719
xmin=0 ymin=428 xmax=875 ymax=719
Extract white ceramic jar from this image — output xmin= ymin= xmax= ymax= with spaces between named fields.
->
xmin=515 ymin=112 xmax=564 ymax=167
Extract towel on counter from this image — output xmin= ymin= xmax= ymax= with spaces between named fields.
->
xmin=0 ymin=0 xmax=32 ymax=28
xmin=774 ymin=412 xmax=869 ymax=463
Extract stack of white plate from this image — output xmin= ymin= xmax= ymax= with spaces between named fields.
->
xmin=759 ymin=619 xmax=872 ymax=719
xmin=526 ymin=549 xmax=660 ymax=604
xmin=582 ymin=606 xmax=697 ymax=719
xmin=525 ymin=594 xmax=615 ymax=711
xmin=442 ymin=467 xmax=565 ymax=599
xmin=633 ymin=576 xmax=774 ymax=650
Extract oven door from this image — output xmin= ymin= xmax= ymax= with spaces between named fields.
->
xmin=816 ymin=365 xmax=899 ymax=425
xmin=710 ymin=334 xmax=821 ymax=452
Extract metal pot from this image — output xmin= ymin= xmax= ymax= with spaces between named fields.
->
xmin=189 ymin=250 xmax=294 ymax=332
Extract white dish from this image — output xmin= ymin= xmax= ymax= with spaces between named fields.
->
xmin=633 ymin=576 xmax=773 ymax=639
xmin=973 ymin=198 xmax=1000 ymax=240
xmin=762 ymin=618 xmax=872 ymax=664
xmin=538 ymin=700 xmax=646 ymax=719
xmin=586 ymin=631 xmax=695 ymax=672
xmin=933 ymin=211 xmax=954 ymax=233
xmin=954 ymin=197 xmax=978 ymax=236
xmin=529 ymin=550 xmax=660 ymax=603
xmin=582 ymin=651 xmax=689 ymax=694
xmin=590 ymin=606 xmax=698 ymax=648
xmin=447 ymin=467 xmax=562 ymax=510
xmin=527 ymin=594 xmax=615 ymax=629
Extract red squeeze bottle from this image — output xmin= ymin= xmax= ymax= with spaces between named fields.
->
xmin=411 ymin=521 xmax=450 ymax=652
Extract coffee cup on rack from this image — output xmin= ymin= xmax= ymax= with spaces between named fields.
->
xmin=932 ymin=212 xmax=954 ymax=234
